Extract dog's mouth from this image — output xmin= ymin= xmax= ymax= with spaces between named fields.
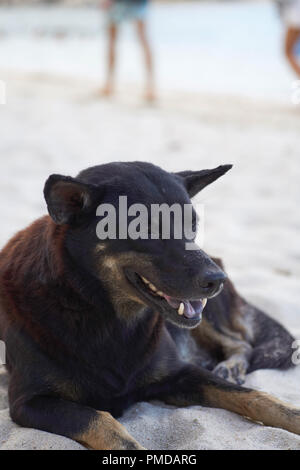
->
xmin=126 ymin=270 xmax=207 ymax=328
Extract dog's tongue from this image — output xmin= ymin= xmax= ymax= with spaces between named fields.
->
xmin=163 ymin=295 xmax=205 ymax=319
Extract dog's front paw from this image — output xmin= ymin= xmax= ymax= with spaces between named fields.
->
xmin=128 ymin=442 xmax=147 ymax=450
xmin=213 ymin=360 xmax=247 ymax=385
xmin=120 ymin=439 xmax=147 ymax=450
xmin=108 ymin=437 xmax=146 ymax=450
xmin=108 ymin=433 xmax=147 ymax=450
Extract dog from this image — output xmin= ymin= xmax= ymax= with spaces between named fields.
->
xmin=0 ymin=161 xmax=298 ymax=450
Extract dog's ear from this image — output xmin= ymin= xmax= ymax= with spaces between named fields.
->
xmin=44 ymin=174 xmax=98 ymax=225
xmin=175 ymin=164 xmax=232 ymax=198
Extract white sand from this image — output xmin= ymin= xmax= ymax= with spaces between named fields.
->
xmin=0 ymin=0 xmax=300 ymax=450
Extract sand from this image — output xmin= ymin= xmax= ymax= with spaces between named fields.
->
xmin=0 ymin=0 xmax=300 ymax=450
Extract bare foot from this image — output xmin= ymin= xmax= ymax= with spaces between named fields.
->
xmin=99 ymin=83 xmax=114 ymax=97
xmin=144 ymin=87 xmax=156 ymax=103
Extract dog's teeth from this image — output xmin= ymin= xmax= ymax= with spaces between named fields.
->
xmin=156 ymin=291 xmax=164 ymax=297
xmin=149 ymin=283 xmax=157 ymax=292
xmin=202 ymin=298 xmax=207 ymax=308
xmin=178 ymin=302 xmax=184 ymax=316
xmin=141 ymin=276 xmax=149 ymax=284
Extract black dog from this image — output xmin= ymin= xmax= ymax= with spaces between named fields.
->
xmin=0 ymin=161 xmax=298 ymax=450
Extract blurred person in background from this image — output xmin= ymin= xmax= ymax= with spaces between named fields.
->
xmin=100 ymin=0 xmax=155 ymax=101
xmin=277 ymin=0 xmax=300 ymax=77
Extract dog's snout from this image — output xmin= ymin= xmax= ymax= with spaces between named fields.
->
xmin=199 ymin=270 xmax=227 ymax=297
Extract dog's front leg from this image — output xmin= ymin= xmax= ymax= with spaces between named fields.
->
xmin=160 ymin=365 xmax=300 ymax=435
xmin=10 ymin=395 xmax=145 ymax=450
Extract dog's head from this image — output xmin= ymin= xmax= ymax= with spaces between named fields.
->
xmin=44 ymin=161 xmax=231 ymax=329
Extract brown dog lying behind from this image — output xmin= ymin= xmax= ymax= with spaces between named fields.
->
xmin=0 ymin=161 xmax=298 ymax=450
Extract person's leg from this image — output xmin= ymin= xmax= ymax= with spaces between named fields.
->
xmin=285 ymin=27 xmax=300 ymax=78
xmin=135 ymin=19 xmax=155 ymax=101
xmin=102 ymin=22 xmax=118 ymax=96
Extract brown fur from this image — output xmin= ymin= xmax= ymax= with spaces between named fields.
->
xmin=75 ymin=411 xmax=145 ymax=450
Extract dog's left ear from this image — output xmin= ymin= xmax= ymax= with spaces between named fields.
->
xmin=175 ymin=164 xmax=233 ymax=198
xmin=44 ymin=174 xmax=98 ymax=225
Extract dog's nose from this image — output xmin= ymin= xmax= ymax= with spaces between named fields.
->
xmin=199 ymin=270 xmax=227 ymax=297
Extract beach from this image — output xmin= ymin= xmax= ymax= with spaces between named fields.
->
xmin=0 ymin=0 xmax=300 ymax=450
xmin=0 ymin=1 xmax=297 ymax=102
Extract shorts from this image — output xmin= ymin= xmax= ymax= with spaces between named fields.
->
xmin=106 ymin=1 xmax=148 ymax=24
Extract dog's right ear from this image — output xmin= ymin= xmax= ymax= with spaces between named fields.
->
xmin=175 ymin=165 xmax=233 ymax=198
xmin=44 ymin=174 xmax=98 ymax=225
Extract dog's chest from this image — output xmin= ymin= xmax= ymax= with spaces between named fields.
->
xmin=167 ymin=325 xmax=216 ymax=370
